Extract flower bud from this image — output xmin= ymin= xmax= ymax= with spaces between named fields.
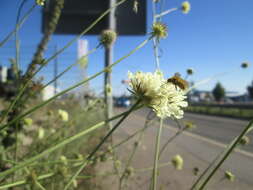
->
xmin=181 ymin=1 xmax=191 ymax=14
xmin=38 ymin=128 xmax=45 ymax=139
xmin=125 ymin=167 xmax=134 ymax=177
xmin=58 ymin=109 xmax=69 ymax=122
xmin=184 ymin=121 xmax=196 ymax=130
xmin=24 ymin=118 xmax=33 ymax=126
xmin=171 ymin=154 xmax=183 ymax=170
xmin=225 ymin=171 xmax=235 ymax=182
xmin=60 ymin=155 xmax=68 ymax=165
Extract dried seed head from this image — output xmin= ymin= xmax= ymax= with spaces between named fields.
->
xmin=100 ymin=29 xmax=117 ymax=48
xmin=152 ymin=22 xmax=168 ymax=39
xmin=181 ymin=1 xmax=191 ymax=14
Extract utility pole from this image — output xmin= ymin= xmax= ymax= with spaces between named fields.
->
xmin=54 ymin=45 xmax=58 ymax=95
xmin=104 ymin=0 xmax=116 ymax=128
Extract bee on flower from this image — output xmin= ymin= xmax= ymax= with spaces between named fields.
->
xmin=128 ymin=70 xmax=188 ymax=119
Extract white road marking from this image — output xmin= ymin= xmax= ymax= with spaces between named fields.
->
xmin=164 ymin=125 xmax=253 ymax=159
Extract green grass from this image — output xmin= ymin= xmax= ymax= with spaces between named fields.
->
xmin=0 ymin=97 xmax=106 ymax=189
xmin=186 ymin=106 xmax=253 ymax=119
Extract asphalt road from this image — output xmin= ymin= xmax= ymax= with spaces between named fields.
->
xmin=111 ymin=108 xmax=253 ymax=189
xmin=135 ymin=109 xmax=253 ymax=152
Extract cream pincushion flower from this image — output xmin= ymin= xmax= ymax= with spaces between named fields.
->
xmin=128 ymin=70 xmax=164 ymax=104
xmin=128 ymin=70 xmax=188 ymax=119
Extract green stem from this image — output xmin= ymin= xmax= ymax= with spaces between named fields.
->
xmin=35 ymin=180 xmax=47 ymax=190
xmin=63 ymin=100 xmax=142 ymax=190
xmin=0 ymin=173 xmax=54 ymax=189
xmin=0 ymin=0 xmax=128 ymax=125
xmin=158 ymin=126 xmax=186 ymax=159
xmin=193 ymin=119 xmax=253 ymax=190
xmin=42 ymin=46 xmax=98 ymax=90
xmin=155 ymin=8 xmax=178 ymax=19
xmin=0 ymin=4 xmax=36 ymax=48
xmin=0 ymin=37 xmax=150 ymax=131
xmin=136 ymin=161 xmax=171 ymax=173
xmin=119 ymin=110 xmax=153 ymax=188
xmin=151 ymin=118 xmax=163 ymax=190
xmin=0 ymin=108 xmax=140 ymax=179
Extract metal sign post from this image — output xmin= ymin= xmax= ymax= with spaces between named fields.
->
xmin=104 ymin=0 xmax=116 ymax=128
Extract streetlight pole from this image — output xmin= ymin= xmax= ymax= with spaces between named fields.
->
xmin=104 ymin=0 xmax=116 ymax=128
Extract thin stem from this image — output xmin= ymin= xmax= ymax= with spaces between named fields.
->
xmin=119 ymin=110 xmax=154 ymax=188
xmin=151 ymin=119 xmax=163 ymax=190
xmin=0 ymin=0 xmax=128 ymax=125
xmin=0 ymin=108 xmax=139 ymax=179
xmin=35 ymin=180 xmax=47 ymax=190
xmin=0 ymin=173 xmax=54 ymax=189
xmin=0 ymin=4 xmax=36 ymax=48
xmin=136 ymin=161 xmax=171 ymax=173
xmin=192 ymin=119 xmax=253 ymax=190
xmin=63 ymin=100 xmax=142 ymax=190
xmin=0 ymin=37 xmax=151 ymax=132
xmin=158 ymin=126 xmax=186 ymax=159
xmin=15 ymin=0 xmax=27 ymax=72
xmin=42 ymin=46 xmax=98 ymax=90
xmin=151 ymin=0 xmax=160 ymax=69
xmin=155 ymin=8 xmax=178 ymax=19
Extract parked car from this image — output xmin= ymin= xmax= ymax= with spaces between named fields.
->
xmin=115 ymin=97 xmax=131 ymax=107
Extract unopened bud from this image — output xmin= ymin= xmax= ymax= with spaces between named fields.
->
xmin=181 ymin=1 xmax=191 ymax=14
xmin=171 ymin=154 xmax=183 ymax=170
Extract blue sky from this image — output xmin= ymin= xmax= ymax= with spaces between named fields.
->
xmin=0 ymin=0 xmax=253 ymax=96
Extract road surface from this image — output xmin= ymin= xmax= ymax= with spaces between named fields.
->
xmin=99 ymin=108 xmax=253 ymax=190
xmin=136 ymin=109 xmax=253 ymax=152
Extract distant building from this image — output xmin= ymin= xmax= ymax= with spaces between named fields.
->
xmin=42 ymin=85 xmax=57 ymax=101
xmin=0 ymin=66 xmax=7 ymax=83
xmin=188 ymin=90 xmax=214 ymax=103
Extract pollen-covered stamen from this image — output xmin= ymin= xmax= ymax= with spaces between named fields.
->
xmin=151 ymin=22 xmax=168 ymax=39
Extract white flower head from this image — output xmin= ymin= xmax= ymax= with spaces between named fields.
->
xmin=128 ymin=70 xmax=188 ymax=119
